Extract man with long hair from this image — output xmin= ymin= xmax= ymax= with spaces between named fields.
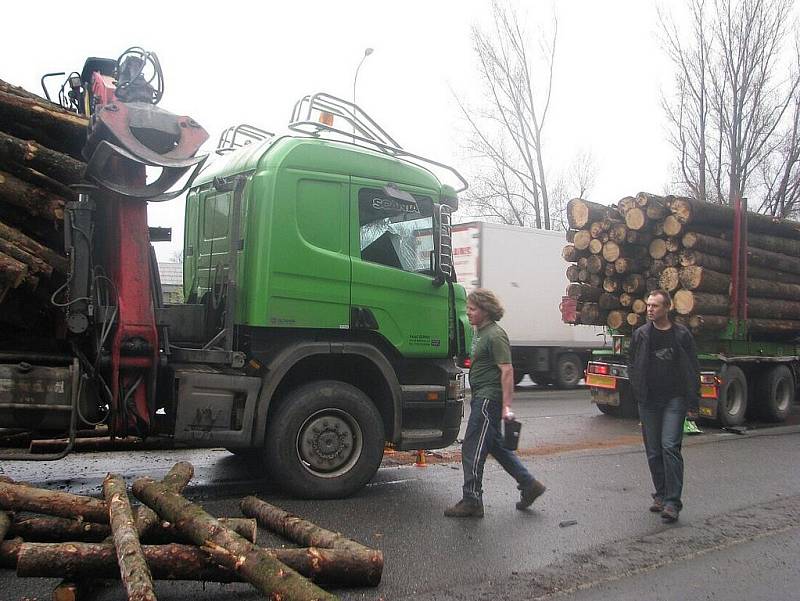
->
xmin=445 ymin=288 xmax=546 ymax=518
xmin=629 ymin=289 xmax=700 ymax=523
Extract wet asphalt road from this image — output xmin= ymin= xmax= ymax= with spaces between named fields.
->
xmin=1 ymin=386 xmax=799 ymax=601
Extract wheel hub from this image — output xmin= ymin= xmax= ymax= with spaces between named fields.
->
xmin=297 ymin=410 xmax=362 ymax=477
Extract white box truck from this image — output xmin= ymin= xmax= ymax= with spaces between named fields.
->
xmin=452 ymin=221 xmax=608 ymax=388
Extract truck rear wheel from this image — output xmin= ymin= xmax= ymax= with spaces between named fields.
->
xmin=264 ymin=380 xmax=385 ymax=499
xmin=514 ymin=369 xmax=526 ymax=386
xmin=718 ymin=365 xmax=747 ymax=427
xmin=755 ymin=365 xmax=794 ymax=423
xmin=555 ymin=353 xmax=582 ymax=389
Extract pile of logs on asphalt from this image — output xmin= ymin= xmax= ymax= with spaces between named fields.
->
xmin=0 ymin=79 xmax=86 ymax=337
xmin=562 ymin=193 xmax=800 ymax=339
xmin=0 ymin=462 xmax=382 ymax=600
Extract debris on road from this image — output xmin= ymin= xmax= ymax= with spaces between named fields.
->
xmin=0 ymin=461 xmax=384 ymax=600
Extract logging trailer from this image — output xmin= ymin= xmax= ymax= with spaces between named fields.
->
xmin=0 ymin=49 xmax=471 ymax=498
xmin=577 ymin=198 xmax=799 ymax=426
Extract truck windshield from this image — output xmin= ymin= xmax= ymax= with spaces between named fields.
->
xmin=358 ymin=188 xmax=434 ymax=274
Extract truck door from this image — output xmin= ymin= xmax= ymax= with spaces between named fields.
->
xmin=350 ymin=180 xmax=450 ymax=357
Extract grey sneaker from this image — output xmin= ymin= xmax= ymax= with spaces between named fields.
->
xmin=661 ymin=505 xmax=679 ymax=523
xmin=649 ymin=498 xmax=664 ymax=513
xmin=516 ymin=479 xmax=547 ymax=510
xmin=444 ymin=499 xmax=484 ymax=518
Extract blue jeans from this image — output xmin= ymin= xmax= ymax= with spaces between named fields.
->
xmin=638 ymin=396 xmax=687 ymax=510
xmin=461 ymin=396 xmax=535 ymax=502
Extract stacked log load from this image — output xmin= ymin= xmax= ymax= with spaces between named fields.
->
xmin=562 ymin=193 xmax=800 ymax=339
xmin=0 ymin=79 xmax=87 ymax=338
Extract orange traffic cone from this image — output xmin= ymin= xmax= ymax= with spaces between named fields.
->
xmin=414 ymin=449 xmax=427 ymax=467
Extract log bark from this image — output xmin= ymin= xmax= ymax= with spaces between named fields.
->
xmin=134 ymin=461 xmax=194 ymax=540
xmin=0 ymin=237 xmax=52 ymax=275
xmin=567 ymin=198 xmax=612 ymax=229
xmin=0 ymin=170 xmax=65 ymax=221
xmin=562 ymin=244 xmax=587 ymax=262
xmin=566 ymin=230 xmax=577 ymax=243
xmin=679 ymin=250 xmax=732 ymax=273
xmin=679 ymin=266 xmax=731 ymax=294
xmin=604 ymin=262 xmax=617 ymax=277
xmin=659 ymin=267 xmax=680 ymax=292
xmin=585 ymin=254 xmax=604 ymax=274
xmin=567 ymin=283 xmax=602 ymax=302
xmin=0 ymin=90 xmax=88 ymax=159
xmin=665 ymin=237 xmax=682 ymax=253
xmin=646 ymin=277 xmax=660 ymax=292
xmin=748 ymin=297 xmax=800 ymax=320
xmin=639 ymin=192 xmax=668 ymax=220
xmin=15 ymin=542 xmax=382 ymax=588
xmin=669 ymin=195 xmax=800 ymax=239
xmin=614 ymin=257 xmax=647 ymax=274
xmin=578 ymin=303 xmax=605 ymax=325
xmin=745 ymin=277 xmax=800 ymax=301
xmin=687 ymin=315 xmax=729 ymax=332
xmin=598 ymin=293 xmax=622 ymax=310
xmin=0 ymin=130 xmax=85 ymax=187
xmin=0 ymin=218 xmax=68 ymax=273
xmin=684 ymin=231 xmax=800 ymax=274
xmin=0 ymin=250 xmax=27 ymax=287
xmin=617 ymin=196 xmax=638 ymax=213
xmin=103 ymin=474 xmax=156 ymax=601
xmin=603 ymin=277 xmax=620 ymax=293
xmin=0 ymin=538 xmax=21 ymax=569
xmin=566 ymin=265 xmax=580 ymax=282
xmin=608 ymin=222 xmax=628 ymax=243
xmin=132 ymin=478 xmax=336 ymax=601
xmin=674 ymin=290 xmax=729 ymax=315
xmin=0 ymin=511 xmax=9 ymax=541
xmin=0 ymin=481 xmax=107 ymax=523
xmin=626 ymin=229 xmax=653 ymax=246
xmin=663 ymin=252 xmax=680 ymax=267
xmin=687 ymin=314 xmax=800 ymax=337
xmin=588 ymin=273 xmax=602 ymax=288
xmin=622 ymin=273 xmax=646 ymax=294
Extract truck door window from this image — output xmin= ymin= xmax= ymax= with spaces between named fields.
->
xmin=358 ymin=188 xmax=434 ymax=273
xmin=202 ymin=192 xmax=231 ymax=240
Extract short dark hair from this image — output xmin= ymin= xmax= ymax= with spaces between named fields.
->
xmin=467 ymin=288 xmax=505 ymax=321
xmin=647 ymin=289 xmax=672 ymax=309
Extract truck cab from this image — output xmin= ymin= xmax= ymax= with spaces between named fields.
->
xmin=165 ymin=95 xmax=471 ymax=497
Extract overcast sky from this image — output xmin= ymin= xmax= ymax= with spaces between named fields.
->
xmin=3 ymin=0 xmax=677 ymax=261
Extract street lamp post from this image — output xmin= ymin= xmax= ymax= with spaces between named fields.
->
xmin=353 ymin=47 xmax=374 ymax=137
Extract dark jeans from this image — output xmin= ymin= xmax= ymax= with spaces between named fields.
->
xmin=461 ymin=396 xmax=535 ymax=502
xmin=638 ymin=396 xmax=687 ymax=510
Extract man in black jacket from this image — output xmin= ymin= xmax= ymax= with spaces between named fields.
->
xmin=628 ymin=289 xmax=700 ymax=523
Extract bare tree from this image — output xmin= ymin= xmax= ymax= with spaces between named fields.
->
xmin=550 ymin=150 xmax=598 ymax=231
xmin=457 ymin=1 xmax=557 ymax=229
xmin=660 ymin=0 xmax=800 ymax=215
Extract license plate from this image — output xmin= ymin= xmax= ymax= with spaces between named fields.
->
xmin=587 ymin=374 xmax=616 ymax=389
xmin=700 ymin=384 xmax=717 ymax=399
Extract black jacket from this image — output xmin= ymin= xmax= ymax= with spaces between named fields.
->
xmin=628 ymin=321 xmax=701 ymax=411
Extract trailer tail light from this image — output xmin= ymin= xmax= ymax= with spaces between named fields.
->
xmin=461 ymin=357 xmax=472 ymax=369
xmin=560 ymin=296 xmax=578 ymax=323
xmin=700 ymin=372 xmax=719 ymax=399
xmin=587 ymin=363 xmax=609 ymax=375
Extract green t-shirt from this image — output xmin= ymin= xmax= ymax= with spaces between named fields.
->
xmin=469 ymin=322 xmax=512 ymax=401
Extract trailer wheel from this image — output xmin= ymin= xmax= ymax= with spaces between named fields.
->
xmin=718 ymin=365 xmax=747 ymax=427
xmin=755 ymin=365 xmax=794 ymax=423
xmin=555 ymin=353 xmax=582 ymax=389
xmin=595 ymin=403 xmax=620 ymax=416
xmin=264 ymin=380 xmax=385 ymax=499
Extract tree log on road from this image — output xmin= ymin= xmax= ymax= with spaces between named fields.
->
xmin=15 ymin=542 xmax=382 ymax=588
xmin=103 ymin=474 xmax=156 ymax=601
xmin=132 ymin=477 xmax=336 ymax=601
xmin=0 ymin=481 xmax=107 ymax=523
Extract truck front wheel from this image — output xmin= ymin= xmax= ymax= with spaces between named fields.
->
xmin=555 ymin=353 xmax=582 ymax=389
xmin=717 ymin=365 xmax=747 ymax=427
xmin=755 ymin=365 xmax=794 ymax=423
xmin=264 ymin=380 xmax=385 ymax=499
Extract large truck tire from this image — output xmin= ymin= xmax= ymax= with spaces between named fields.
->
xmin=514 ymin=369 xmax=526 ymax=386
xmin=555 ymin=353 xmax=582 ymax=389
xmin=717 ymin=365 xmax=748 ymax=427
xmin=595 ymin=402 xmax=620 ymax=417
xmin=755 ymin=365 xmax=794 ymax=423
xmin=264 ymin=380 xmax=385 ymax=499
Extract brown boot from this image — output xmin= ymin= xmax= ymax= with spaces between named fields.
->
xmin=516 ymin=479 xmax=546 ymax=510
xmin=444 ymin=499 xmax=484 ymax=518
